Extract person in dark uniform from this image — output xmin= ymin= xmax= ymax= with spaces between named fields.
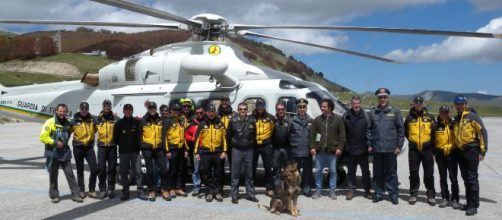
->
xmin=252 ymin=98 xmax=275 ymax=196
xmin=271 ymin=102 xmax=291 ymax=193
xmin=228 ymin=102 xmax=258 ymax=204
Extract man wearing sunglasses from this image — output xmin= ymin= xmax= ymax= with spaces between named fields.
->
xmin=271 ymin=102 xmax=291 ymax=192
xmin=70 ymin=101 xmax=100 ymax=199
xmin=185 ymin=106 xmax=206 ymax=196
xmin=252 ymin=98 xmax=275 ymax=197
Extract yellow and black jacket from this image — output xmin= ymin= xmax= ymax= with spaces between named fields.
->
xmin=162 ymin=115 xmax=187 ymax=151
xmin=218 ymin=106 xmax=235 ymax=129
xmin=194 ymin=117 xmax=227 ymax=153
xmin=454 ymin=109 xmax=488 ymax=156
xmin=434 ymin=117 xmax=455 ymax=156
xmin=139 ymin=113 xmax=163 ymax=149
xmin=404 ymin=108 xmax=436 ymax=151
xmin=96 ymin=111 xmax=119 ymax=147
xmin=40 ymin=116 xmax=72 ymax=161
xmin=70 ymin=112 xmax=96 ymax=147
xmin=253 ymin=111 xmax=275 ymax=145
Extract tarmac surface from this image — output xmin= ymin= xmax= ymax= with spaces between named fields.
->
xmin=0 ymin=118 xmax=501 ymax=220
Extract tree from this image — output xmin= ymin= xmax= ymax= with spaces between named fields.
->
xmin=12 ymin=36 xmax=36 ymax=60
xmin=37 ymin=36 xmax=56 ymax=57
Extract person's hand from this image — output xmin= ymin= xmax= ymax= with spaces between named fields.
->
xmin=310 ymin=148 xmax=317 ymax=156
xmin=394 ymin=148 xmax=401 ymax=155
xmin=166 ymin=152 xmax=172 ymax=159
xmin=479 ymin=155 xmax=484 ymax=161
xmin=335 ymin=149 xmax=342 ymax=157
xmin=220 ymin=152 xmax=226 ymax=159
xmin=184 ymin=151 xmax=189 ymax=158
xmin=195 ymin=154 xmax=200 ymax=161
xmin=56 ymin=141 xmax=64 ymax=149
xmin=368 ymin=146 xmax=373 ymax=153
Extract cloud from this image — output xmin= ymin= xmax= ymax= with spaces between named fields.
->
xmin=385 ymin=17 xmax=502 ymax=63
xmin=470 ymin=0 xmax=502 ymax=11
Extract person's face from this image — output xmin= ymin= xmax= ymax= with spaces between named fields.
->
xmin=206 ymin=110 xmax=216 ymax=119
xmin=195 ymin=109 xmax=205 ymax=120
xmin=439 ymin=111 xmax=450 ymax=121
xmin=257 ymin=105 xmax=265 ymax=114
xmin=351 ymin=99 xmax=361 ymax=112
xmin=102 ymin=104 xmax=111 ymax=114
xmin=276 ymin=104 xmax=285 ymax=118
xmin=321 ymin=102 xmax=332 ymax=115
xmin=148 ymin=106 xmax=157 ymax=115
xmin=123 ymin=108 xmax=133 ymax=117
xmin=297 ymin=104 xmax=307 ymax=116
xmin=79 ymin=107 xmax=89 ymax=116
xmin=238 ymin=105 xmax=248 ymax=117
xmin=160 ymin=108 xmax=169 ymax=117
xmin=170 ymin=109 xmax=180 ymax=117
xmin=377 ymin=95 xmax=389 ymax=107
xmin=413 ymin=102 xmax=424 ymax=111
xmin=221 ymin=99 xmax=230 ymax=108
xmin=56 ymin=106 xmax=67 ymax=119
xmin=455 ymin=102 xmax=466 ymax=113
xmin=183 ymin=104 xmax=191 ymax=114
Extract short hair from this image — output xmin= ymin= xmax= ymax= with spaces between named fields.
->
xmin=238 ymin=102 xmax=248 ymax=109
xmin=351 ymin=95 xmax=362 ymax=103
xmin=321 ymin=98 xmax=334 ymax=111
xmin=56 ymin=103 xmax=67 ymax=111
xmin=275 ymin=101 xmax=286 ymax=109
xmin=195 ymin=105 xmax=205 ymax=111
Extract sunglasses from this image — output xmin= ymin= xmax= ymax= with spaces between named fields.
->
xmin=238 ymin=108 xmax=247 ymax=111
xmin=298 ymin=106 xmax=307 ymax=109
xmin=183 ymin=105 xmax=191 ymax=108
xmin=160 ymin=109 xmax=169 ymax=112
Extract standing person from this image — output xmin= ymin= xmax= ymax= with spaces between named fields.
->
xmin=404 ymin=96 xmax=437 ymax=206
xmin=218 ymin=96 xmax=236 ymax=189
xmin=228 ymin=102 xmax=258 ymax=204
xmin=310 ymin=99 xmax=346 ymax=200
xmin=70 ymin=101 xmax=99 ymax=199
xmin=367 ymin=88 xmax=405 ymax=205
xmin=96 ymin=99 xmax=119 ymax=199
xmin=139 ymin=101 xmax=170 ymax=201
xmin=153 ymin=104 xmax=169 ymax=192
xmin=271 ymin=102 xmax=291 ymax=192
xmin=40 ymin=104 xmax=83 ymax=203
xmin=114 ymin=104 xmax=146 ymax=201
xmin=433 ymin=105 xmax=461 ymax=209
xmin=194 ymin=104 xmax=227 ymax=202
xmin=163 ymin=103 xmax=188 ymax=198
xmin=185 ymin=106 xmax=205 ymax=196
xmin=453 ymin=95 xmax=488 ymax=216
xmin=342 ymin=96 xmax=372 ymax=200
xmin=289 ymin=98 xmax=314 ymax=197
xmin=252 ymin=98 xmax=275 ymax=196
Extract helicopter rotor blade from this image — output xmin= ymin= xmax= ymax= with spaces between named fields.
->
xmin=0 ymin=19 xmax=183 ymax=29
xmin=233 ymin=24 xmax=502 ymax=39
xmin=91 ymin=0 xmax=201 ymax=28
xmin=237 ymin=30 xmax=401 ymax=63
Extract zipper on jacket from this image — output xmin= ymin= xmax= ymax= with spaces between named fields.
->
xmin=324 ymin=119 xmax=328 ymax=150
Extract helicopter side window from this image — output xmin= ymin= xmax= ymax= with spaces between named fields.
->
xmin=243 ymin=97 xmax=265 ymax=113
xmin=277 ymin=97 xmax=297 ymax=115
xmin=125 ymin=58 xmax=140 ymax=81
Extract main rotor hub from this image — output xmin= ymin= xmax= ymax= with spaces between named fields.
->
xmin=190 ymin=13 xmax=228 ymax=40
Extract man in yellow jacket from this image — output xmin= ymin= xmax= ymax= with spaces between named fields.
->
xmin=433 ymin=105 xmax=460 ymax=209
xmin=40 ymin=104 xmax=83 ymax=203
xmin=252 ymin=98 xmax=275 ymax=196
xmin=194 ymin=104 xmax=227 ymax=202
xmin=70 ymin=101 xmax=99 ymax=199
xmin=453 ymin=95 xmax=488 ymax=216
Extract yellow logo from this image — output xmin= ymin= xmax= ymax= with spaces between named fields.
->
xmin=208 ymin=44 xmax=221 ymax=55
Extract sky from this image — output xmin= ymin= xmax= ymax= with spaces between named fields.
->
xmin=0 ymin=0 xmax=501 ymax=95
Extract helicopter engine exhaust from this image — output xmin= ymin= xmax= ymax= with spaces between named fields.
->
xmin=80 ymin=72 xmax=99 ymax=87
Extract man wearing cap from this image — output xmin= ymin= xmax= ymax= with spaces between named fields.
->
xmin=453 ymin=95 xmax=488 ymax=216
xmin=367 ymin=88 xmax=405 ymax=205
xmin=194 ymin=104 xmax=227 ymax=202
xmin=218 ymin=96 xmax=236 ymax=189
xmin=252 ymin=98 xmax=275 ymax=196
xmin=185 ymin=105 xmax=206 ymax=196
xmin=433 ymin=105 xmax=461 ymax=209
xmin=40 ymin=103 xmax=83 ymax=203
xmin=289 ymin=98 xmax=314 ymax=197
xmin=96 ymin=99 xmax=120 ymax=199
xmin=139 ymin=101 xmax=170 ymax=201
xmin=404 ymin=96 xmax=437 ymax=206
xmin=271 ymin=101 xmax=291 ymax=193
xmin=70 ymin=101 xmax=100 ymax=199
xmin=163 ymin=102 xmax=188 ymax=198
xmin=310 ymin=98 xmax=346 ymax=200
xmin=153 ymin=104 xmax=169 ymax=191
xmin=113 ymin=104 xmax=146 ymax=201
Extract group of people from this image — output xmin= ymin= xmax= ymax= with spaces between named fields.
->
xmin=39 ymin=87 xmax=488 ymax=216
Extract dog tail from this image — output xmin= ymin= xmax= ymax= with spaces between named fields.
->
xmin=258 ymin=204 xmax=270 ymax=211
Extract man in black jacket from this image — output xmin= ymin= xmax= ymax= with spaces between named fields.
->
xmin=342 ymin=96 xmax=372 ymax=200
xmin=272 ymin=102 xmax=290 ymax=193
xmin=113 ymin=104 xmax=146 ymax=201
xmin=228 ymin=102 xmax=258 ymax=204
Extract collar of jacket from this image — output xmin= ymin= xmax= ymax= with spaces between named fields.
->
xmin=144 ymin=112 xmax=160 ymax=121
xmin=437 ymin=116 xmax=452 ymax=126
xmin=99 ymin=111 xmax=114 ymax=121
xmin=55 ymin=115 xmax=69 ymax=126
xmin=375 ymin=105 xmax=392 ymax=113
xmin=218 ymin=106 xmax=233 ymax=116
xmin=205 ymin=116 xmax=221 ymax=124
xmin=321 ymin=112 xmax=335 ymax=121
xmin=409 ymin=107 xmax=426 ymax=118
xmin=253 ymin=110 xmax=270 ymax=119
xmin=293 ymin=114 xmax=310 ymax=123
xmin=350 ymin=108 xmax=364 ymax=117
xmin=275 ymin=115 xmax=288 ymax=123
xmin=74 ymin=112 xmax=92 ymax=121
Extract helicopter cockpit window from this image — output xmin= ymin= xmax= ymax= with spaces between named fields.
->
xmin=306 ymin=91 xmax=347 ymax=116
xmin=125 ymin=58 xmax=140 ymax=81
xmin=277 ymin=97 xmax=297 ymax=115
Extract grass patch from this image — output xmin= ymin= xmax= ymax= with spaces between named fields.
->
xmin=0 ymin=71 xmax=76 ymax=87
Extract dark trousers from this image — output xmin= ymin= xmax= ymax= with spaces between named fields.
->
xmin=457 ymin=147 xmax=480 ymax=209
xmin=409 ymin=148 xmax=436 ymax=198
xmin=200 ymin=152 xmax=224 ymax=195
xmin=373 ymin=152 xmax=398 ymax=199
xmin=48 ymin=159 xmax=80 ymax=199
xmin=434 ymin=149 xmax=459 ymax=201
xmin=292 ymin=156 xmax=313 ymax=193
xmin=253 ymin=143 xmax=274 ymax=190
xmin=272 ymin=147 xmax=290 ymax=191
xmin=167 ymin=148 xmax=186 ymax=190
xmin=98 ymin=146 xmax=117 ymax=191
xmin=142 ymin=148 xmax=169 ymax=192
xmin=230 ymin=148 xmax=255 ymax=199
xmin=119 ymin=153 xmax=142 ymax=194
xmin=73 ymin=145 xmax=99 ymax=192
xmin=346 ymin=154 xmax=372 ymax=191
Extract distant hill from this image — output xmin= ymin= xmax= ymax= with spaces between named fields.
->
xmin=0 ymin=29 xmax=17 ymax=38
xmin=396 ymin=90 xmax=502 ymax=107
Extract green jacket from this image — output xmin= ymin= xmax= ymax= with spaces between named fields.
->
xmin=309 ymin=113 xmax=346 ymax=153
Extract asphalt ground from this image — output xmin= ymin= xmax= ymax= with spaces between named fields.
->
xmin=0 ymin=118 xmax=501 ymax=220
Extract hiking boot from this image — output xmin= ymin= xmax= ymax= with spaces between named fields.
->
xmin=408 ymin=196 xmax=417 ymax=205
xmin=391 ymin=197 xmax=399 ymax=205
xmin=312 ymin=191 xmax=321 ymax=199
xmin=192 ymin=188 xmax=200 ymax=197
xmin=303 ymin=190 xmax=312 ymax=197
xmin=465 ymin=208 xmax=477 ymax=216
xmin=205 ymin=194 xmax=213 ymax=202
xmin=162 ymin=190 xmax=172 ymax=201
xmin=148 ymin=191 xmax=156 ymax=201
xmin=231 ymin=197 xmax=239 ymax=204
xmin=51 ymin=197 xmax=60 ymax=203
xmin=120 ymin=193 xmax=129 ymax=201
xmin=373 ymin=197 xmax=383 ymax=203
xmin=176 ymin=189 xmax=188 ymax=197
xmin=169 ymin=189 xmax=177 ymax=198
xmin=246 ymin=196 xmax=258 ymax=202
xmin=107 ymin=190 xmax=115 ymax=199
xmin=79 ymin=192 xmax=87 ymax=199
xmin=215 ymin=194 xmax=223 ymax=202
xmin=72 ymin=196 xmax=84 ymax=203
xmin=98 ymin=191 xmax=107 ymax=199
xmin=428 ymin=198 xmax=437 ymax=206
xmin=346 ymin=191 xmax=354 ymax=200
xmin=438 ymin=199 xmax=449 ymax=208
xmin=365 ymin=190 xmax=373 ymax=199
xmin=452 ymin=201 xmax=461 ymax=209
xmin=137 ymin=189 xmax=148 ymax=200
xmin=329 ymin=191 xmax=337 ymax=200
xmin=87 ymin=191 xmax=98 ymax=199
xmin=266 ymin=190 xmax=274 ymax=197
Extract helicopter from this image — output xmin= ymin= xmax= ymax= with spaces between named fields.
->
xmin=0 ymin=0 xmax=500 ymax=184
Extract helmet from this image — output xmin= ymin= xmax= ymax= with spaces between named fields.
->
xmin=454 ymin=95 xmax=467 ymax=104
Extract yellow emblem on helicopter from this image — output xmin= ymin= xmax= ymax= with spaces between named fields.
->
xmin=208 ymin=44 xmax=221 ymax=55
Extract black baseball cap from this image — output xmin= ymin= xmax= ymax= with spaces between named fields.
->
xmin=123 ymin=104 xmax=133 ymax=110
xmin=170 ymin=103 xmax=181 ymax=111
xmin=206 ymin=104 xmax=217 ymax=112
xmin=147 ymin=101 xmax=157 ymax=109
xmin=413 ymin=96 xmax=424 ymax=104
xmin=79 ymin=102 xmax=89 ymax=110
xmin=256 ymin=98 xmax=266 ymax=108
xmin=102 ymin=99 xmax=112 ymax=106
xmin=439 ymin=105 xmax=450 ymax=112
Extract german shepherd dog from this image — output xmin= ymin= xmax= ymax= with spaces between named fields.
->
xmin=259 ymin=162 xmax=301 ymax=216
